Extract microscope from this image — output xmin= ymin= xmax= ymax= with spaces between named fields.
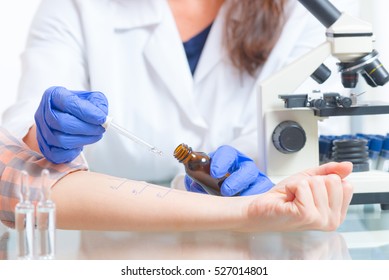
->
xmin=258 ymin=0 xmax=389 ymax=209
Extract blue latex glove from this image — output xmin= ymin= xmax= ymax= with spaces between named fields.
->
xmin=35 ymin=86 xmax=108 ymax=164
xmin=185 ymin=145 xmax=274 ymax=196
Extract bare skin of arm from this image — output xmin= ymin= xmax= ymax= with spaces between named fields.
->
xmin=49 ymin=162 xmax=353 ymax=232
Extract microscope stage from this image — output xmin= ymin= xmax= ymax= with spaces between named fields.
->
xmin=313 ymin=103 xmax=389 ymax=117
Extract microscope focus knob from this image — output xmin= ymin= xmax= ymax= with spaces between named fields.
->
xmin=311 ymin=98 xmax=326 ymax=109
xmin=272 ymin=121 xmax=306 ymax=154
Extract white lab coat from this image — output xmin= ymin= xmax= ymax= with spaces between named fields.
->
xmin=2 ymin=0 xmax=358 ymax=183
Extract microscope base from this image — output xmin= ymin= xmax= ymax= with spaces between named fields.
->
xmin=348 ymin=171 xmax=389 ymax=210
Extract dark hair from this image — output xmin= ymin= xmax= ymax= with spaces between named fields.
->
xmin=224 ymin=0 xmax=288 ymax=76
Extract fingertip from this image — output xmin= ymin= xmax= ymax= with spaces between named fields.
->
xmin=45 ymin=86 xmax=66 ymax=94
xmin=342 ymin=161 xmax=353 ymax=172
xmin=309 ymin=161 xmax=353 ymax=179
xmin=184 ymin=176 xmax=192 ymax=191
xmin=190 ymin=182 xmax=207 ymax=194
xmin=334 ymin=161 xmax=353 ymax=179
xmin=210 ymin=145 xmax=237 ymax=177
xmin=220 ymin=182 xmax=236 ymax=197
xmin=94 ymin=113 xmax=108 ymax=126
xmin=88 ymin=91 xmax=109 ymax=115
xmin=215 ymin=145 xmax=235 ymax=153
xmin=44 ymin=86 xmax=67 ymax=105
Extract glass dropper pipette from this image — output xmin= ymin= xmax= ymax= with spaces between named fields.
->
xmin=103 ymin=116 xmax=163 ymax=156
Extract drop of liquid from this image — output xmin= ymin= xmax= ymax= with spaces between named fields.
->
xmin=150 ymin=147 xmax=163 ymax=156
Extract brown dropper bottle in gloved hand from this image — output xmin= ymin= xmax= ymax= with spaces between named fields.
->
xmin=174 ymin=143 xmax=228 ymax=196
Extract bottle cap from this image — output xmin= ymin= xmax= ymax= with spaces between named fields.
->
xmin=369 ymin=136 xmax=384 ymax=152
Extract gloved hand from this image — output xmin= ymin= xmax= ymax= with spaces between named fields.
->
xmin=185 ymin=145 xmax=274 ymax=196
xmin=35 ymin=86 xmax=108 ymax=164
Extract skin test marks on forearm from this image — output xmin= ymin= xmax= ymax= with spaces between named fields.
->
xmin=109 ymin=178 xmax=174 ymax=199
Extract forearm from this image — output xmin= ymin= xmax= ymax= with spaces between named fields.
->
xmin=1 ymin=127 xmax=352 ymax=233
xmin=0 ymin=126 xmax=250 ymax=232
xmin=51 ymin=171 xmax=249 ymax=231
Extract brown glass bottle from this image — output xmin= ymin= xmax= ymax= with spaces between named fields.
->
xmin=174 ymin=143 xmax=227 ymax=196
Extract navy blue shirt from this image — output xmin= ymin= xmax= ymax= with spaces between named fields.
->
xmin=183 ymin=23 xmax=213 ymax=75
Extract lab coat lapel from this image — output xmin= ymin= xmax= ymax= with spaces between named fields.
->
xmin=143 ymin=24 xmax=196 ymax=116
xmin=141 ymin=2 xmax=208 ymax=128
xmin=112 ymin=0 xmax=207 ymax=128
xmin=194 ymin=4 xmax=227 ymax=84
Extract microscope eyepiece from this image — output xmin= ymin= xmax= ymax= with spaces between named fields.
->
xmin=311 ymin=64 xmax=332 ymax=84
xmin=338 ymin=50 xmax=389 ymax=88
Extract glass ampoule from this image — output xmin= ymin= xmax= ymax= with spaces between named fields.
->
xmin=174 ymin=143 xmax=228 ymax=196
xmin=37 ymin=169 xmax=56 ymax=259
xmin=15 ymin=170 xmax=34 ymax=259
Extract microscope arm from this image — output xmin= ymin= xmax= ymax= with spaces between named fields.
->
xmin=258 ymin=43 xmax=331 ymax=175
xmin=258 ymin=43 xmax=332 ymax=175
xmin=260 ymin=42 xmax=331 ymax=110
